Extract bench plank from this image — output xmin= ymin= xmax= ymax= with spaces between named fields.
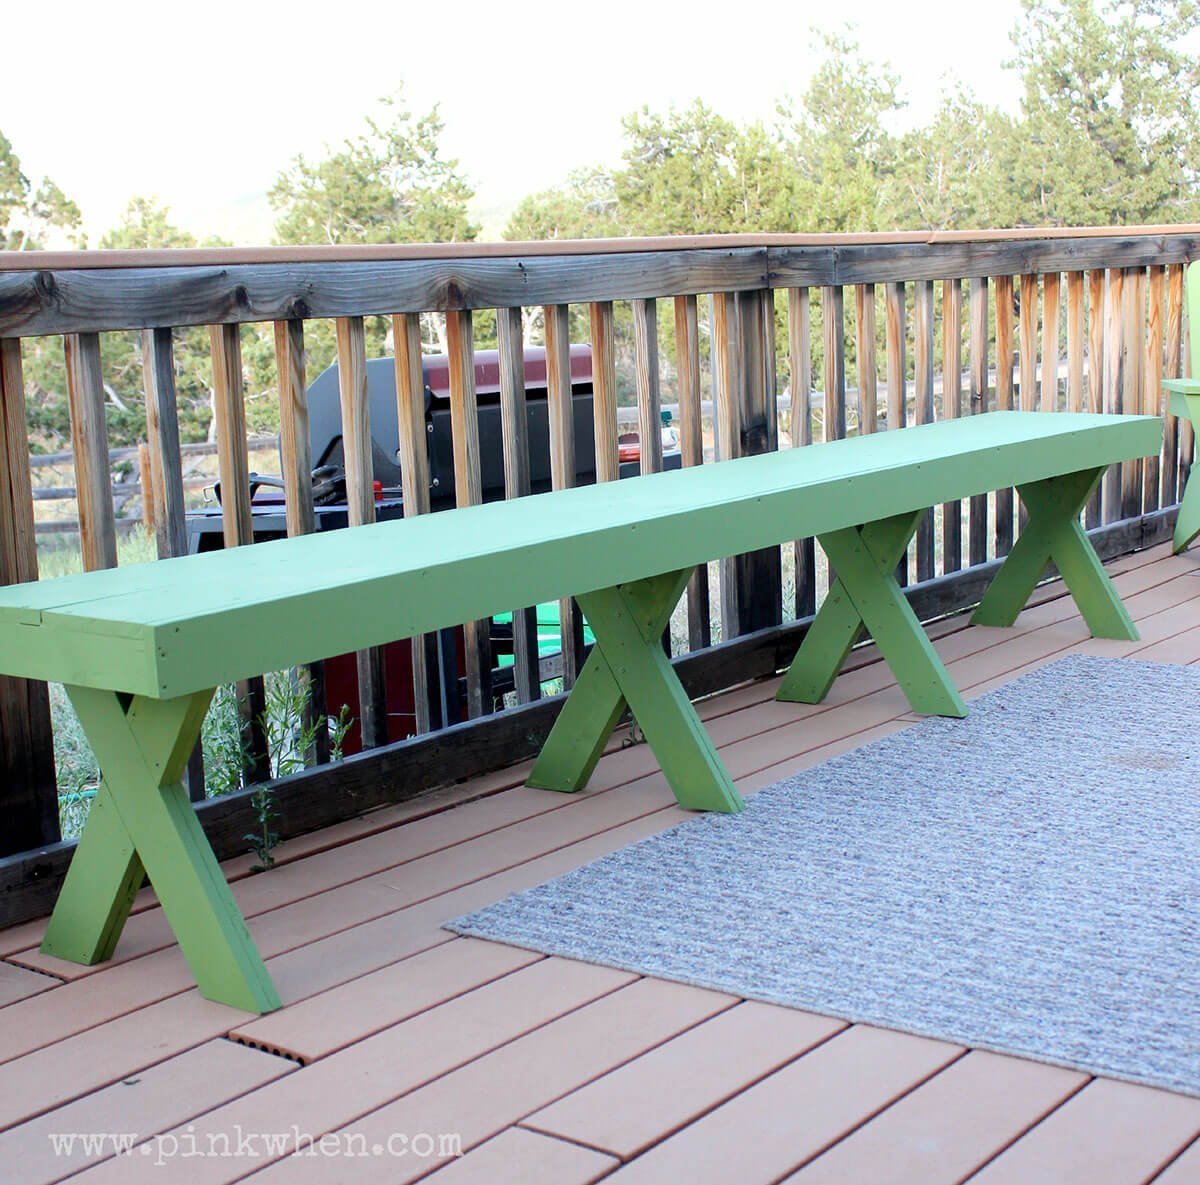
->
xmin=0 ymin=412 xmax=1162 ymax=699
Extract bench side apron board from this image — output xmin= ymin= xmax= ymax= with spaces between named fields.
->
xmin=0 ymin=411 xmax=1163 ymax=1013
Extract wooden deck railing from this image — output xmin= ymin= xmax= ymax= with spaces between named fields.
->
xmin=0 ymin=227 xmax=1195 ymax=922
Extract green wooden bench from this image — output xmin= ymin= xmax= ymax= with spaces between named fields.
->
xmin=0 ymin=410 xmax=1161 ymax=1014
xmin=1162 ymin=261 xmax=1200 ymax=553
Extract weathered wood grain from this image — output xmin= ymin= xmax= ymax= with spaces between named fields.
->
xmin=447 ymin=309 xmax=494 ymax=717
xmin=1066 ymin=272 xmax=1085 ymax=415
xmin=1 ymin=237 xmax=1192 ymax=341
xmin=64 ymin=332 xmax=116 ymax=572
xmin=1042 ymin=272 xmax=1061 ymax=412
xmin=209 ymin=322 xmax=271 ymax=782
xmin=633 ymin=298 xmax=663 ymax=476
xmin=393 ymin=312 xmax=440 ymax=733
xmin=885 ymin=281 xmax=906 ymax=433
xmin=1144 ymin=266 xmax=1165 ymax=513
xmin=1087 ymin=269 xmax=1106 ymax=527
xmin=855 ymin=283 xmax=877 ymax=434
xmin=941 ymin=279 xmax=963 ymax=575
xmin=1165 ymin=264 xmax=1184 ymax=504
xmin=497 ymin=307 xmax=540 ymax=704
xmin=1103 ymin=270 xmax=1126 ymax=519
xmin=788 ymin=287 xmax=816 ymax=620
xmin=544 ymin=303 xmax=585 ymax=686
xmin=968 ymin=278 xmax=989 ymax=566
xmin=0 ymin=339 xmax=57 ymax=853
xmin=590 ymin=302 xmax=619 ymax=484
xmin=995 ymin=275 xmax=1016 ymax=554
xmin=1121 ymin=269 xmax=1146 ymax=520
xmin=913 ymin=280 xmax=935 ymax=581
xmin=273 ymin=317 xmax=328 ymax=765
xmin=673 ymin=294 xmax=710 ymax=651
xmin=337 ymin=315 xmax=388 ymax=748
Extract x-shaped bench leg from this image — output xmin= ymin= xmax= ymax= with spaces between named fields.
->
xmin=41 ymin=686 xmax=280 ymax=1014
xmin=972 ymin=467 xmax=1138 ymax=639
xmin=528 ymin=568 xmax=745 ymax=813
xmin=777 ymin=509 xmax=968 ymax=717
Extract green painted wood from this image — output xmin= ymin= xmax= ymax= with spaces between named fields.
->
xmin=1163 ymin=385 xmax=1200 ymax=551
xmin=971 ymin=468 xmax=1138 ymax=640
xmin=40 ymin=784 xmax=143 ymax=964
xmin=527 ymin=569 xmax=690 ymax=796
xmin=0 ymin=413 xmax=1161 ymax=699
xmin=44 ymin=686 xmax=280 ymax=1014
xmin=779 ymin=511 xmax=968 ymax=718
xmin=575 ymin=576 xmax=744 ymax=814
xmin=777 ymin=511 xmax=923 ymax=706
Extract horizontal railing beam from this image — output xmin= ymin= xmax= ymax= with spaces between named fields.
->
xmin=0 ymin=231 xmax=1197 ymax=338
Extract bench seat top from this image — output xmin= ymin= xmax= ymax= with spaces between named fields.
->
xmin=0 ymin=411 xmax=1161 ymax=698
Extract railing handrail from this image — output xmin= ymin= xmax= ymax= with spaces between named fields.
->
xmin=3 ymin=224 xmax=1200 ymax=272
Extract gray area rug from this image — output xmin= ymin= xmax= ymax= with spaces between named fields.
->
xmin=448 ymin=655 xmax=1200 ymax=1095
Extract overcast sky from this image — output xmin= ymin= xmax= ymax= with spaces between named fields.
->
xmin=4 ymin=0 xmax=1024 ymax=244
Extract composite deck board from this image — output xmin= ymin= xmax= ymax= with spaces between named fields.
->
xmin=964 ymin=1078 xmax=1200 ymax=1185
xmin=0 ymin=960 xmax=57 ymax=1006
xmin=2 ymin=545 xmax=1199 ymax=1183
xmin=241 ymin=979 xmax=737 ymax=1185
xmin=598 ymin=1025 xmax=964 ymax=1185
xmin=229 ymin=938 xmax=542 ymax=1062
xmin=1151 ymin=1136 xmax=1200 ymax=1183
xmin=420 ymin=1128 xmax=618 ymax=1184
xmin=63 ymin=959 xmax=642 ymax=1185
xmin=783 ymin=1050 xmax=1088 ymax=1185
xmin=522 ymin=999 xmax=846 ymax=1160
xmin=2 ymin=1038 xmax=295 ymax=1185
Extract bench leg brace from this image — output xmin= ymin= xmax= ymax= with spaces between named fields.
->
xmin=777 ymin=510 xmax=968 ymax=718
xmin=972 ymin=467 xmax=1138 ymax=640
xmin=40 ymin=687 xmax=280 ymax=1014
xmin=527 ymin=568 xmax=744 ymax=814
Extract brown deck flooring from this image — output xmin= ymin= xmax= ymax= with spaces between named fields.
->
xmin=4 ymin=541 xmax=1200 ymax=1184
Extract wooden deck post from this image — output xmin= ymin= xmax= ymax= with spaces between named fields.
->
xmin=0 ymin=338 xmax=58 ymax=854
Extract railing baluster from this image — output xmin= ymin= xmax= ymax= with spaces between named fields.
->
xmin=713 ymin=292 xmax=741 ymax=636
xmin=673 ymin=294 xmax=711 ymax=649
xmin=1066 ymin=272 xmax=1085 ymax=414
xmin=591 ymin=302 xmax=620 ymax=483
xmin=335 ymin=316 xmax=388 ymax=748
xmin=1042 ymin=272 xmax=1061 ymax=412
xmin=0 ymin=338 xmax=57 ymax=853
xmin=736 ymin=289 xmax=782 ymax=632
xmin=788 ymin=286 xmax=816 ymax=620
xmin=995 ymin=274 xmax=1016 ymax=552
xmin=855 ymin=283 xmax=877 ymax=435
xmin=941 ymin=279 xmax=963 ymax=575
xmin=1102 ymin=269 xmax=1126 ymax=519
xmin=1144 ymin=266 xmax=1165 ymax=513
xmin=913 ymin=279 xmax=935 ymax=581
xmin=446 ymin=309 xmax=493 ymax=716
xmin=1121 ymin=269 xmax=1146 ymax=519
xmin=271 ymin=319 xmax=329 ymax=765
xmin=1086 ymin=269 xmax=1106 ymax=526
xmin=393 ymin=313 xmax=441 ymax=732
xmin=968 ymin=278 xmax=989 ymax=565
xmin=64 ymin=333 xmax=117 ymax=572
xmin=496 ymin=307 xmax=540 ymax=704
xmin=144 ymin=327 xmax=208 ymax=795
xmin=1165 ymin=264 xmax=1184 ymax=504
xmin=633 ymin=298 xmax=663 ymax=476
xmin=209 ymin=324 xmax=271 ymax=783
xmin=884 ymin=281 xmax=907 ymax=584
xmin=544 ymin=303 xmax=585 ymax=686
